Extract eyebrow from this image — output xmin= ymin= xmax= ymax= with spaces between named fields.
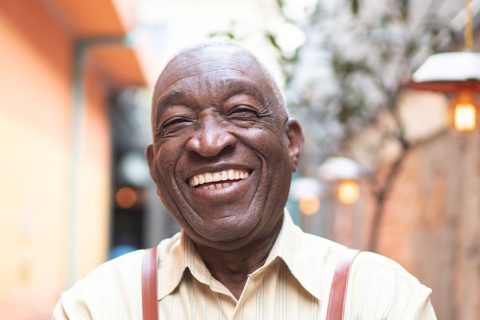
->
xmin=156 ymin=89 xmax=187 ymax=108
xmin=154 ymin=90 xmax=189 ymax=125
xmin=221 ymin=79 xmax=266 ymax=104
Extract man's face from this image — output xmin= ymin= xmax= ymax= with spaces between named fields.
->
xmin=147 ymin=45 xmax=303 ymax=250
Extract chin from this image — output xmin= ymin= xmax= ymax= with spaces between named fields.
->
xmin=188 ymin=205 xmax=283 ymax=251
xmin=182 ymin=217 xmax=258 ymax=251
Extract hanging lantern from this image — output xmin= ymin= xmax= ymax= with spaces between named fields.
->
xmin=448 ymin=90 xmax=479 ymax=132
xmin=318 ymin=157 xmax=365 ymax=206
xmin=290 ymin=177 xmax=322 ymax=215
xmin=408 ymin=0 xmax=480 ymax=132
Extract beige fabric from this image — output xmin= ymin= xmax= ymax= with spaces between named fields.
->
xmin=53 ymin=212 xmax=436 ymax=319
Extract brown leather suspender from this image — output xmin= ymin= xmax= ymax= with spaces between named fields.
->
xmin=326 ymin=248 xmax=360 ymax=320
xmin=142 ymin=246 xmax=158 ymax=320
xmin=141 ymin=246 xmax=359 ymax=320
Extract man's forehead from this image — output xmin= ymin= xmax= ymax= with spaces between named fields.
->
xmin=156 ymin=45 xmax=263 ymax=88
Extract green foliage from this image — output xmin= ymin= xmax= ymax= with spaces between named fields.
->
xmin=350 ymin=0 xmax=360 ymax=15
xmin=208 ymin=31 xmax=236 ymax=40
xmin=276 ymin=0 xmax=285 ymax=10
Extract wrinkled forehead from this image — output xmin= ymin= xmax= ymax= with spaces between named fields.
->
xmin=154 ymin=46 xmax=268 ymax=96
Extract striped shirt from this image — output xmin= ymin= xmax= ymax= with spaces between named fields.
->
xmin=53 ymin=212 xmax=436 ymax=319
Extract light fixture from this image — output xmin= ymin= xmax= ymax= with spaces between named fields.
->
xmin=408 ymin=0 xmax=480 ymax=132
xmin=337 ymin=179 xmax=360 ymax=205
xmin=298 ymin=196 xmax=321 ymax=215
xmin=317 ymin=157 xmax=365 ymax=205
xmin=448 ymin=90 xmax=479 ymax=131
xmin=116 ymin=187 xmax=137 ymax=209
xmin=290 ymin=177 xmax=322 ymax=215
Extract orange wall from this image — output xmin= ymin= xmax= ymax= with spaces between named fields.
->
xmin=75 ymin=63 xmax=111 ymax=279
xmin=0 ymin=0 xmax=112 ymax=317
xmin=0 ymin=0 xmax=72 ymax=296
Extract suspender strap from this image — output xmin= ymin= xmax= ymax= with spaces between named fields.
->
xmin=142 ymin=245 xmax=359 ymax=320
xmin=326 ymin=248 xmax=360 ymax=320
xmin=142 ymin=246 xmax=158 ymax=320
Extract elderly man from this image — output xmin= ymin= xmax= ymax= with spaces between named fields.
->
xmin=53 ymin=43 xmax=436 ymax=319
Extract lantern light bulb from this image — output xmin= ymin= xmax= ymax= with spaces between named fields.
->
xmin=337 ymin=180 xmax=360 ymax=205
xmin=298 ymin=196 xmax=321 ymax=215
xmin=449 ymin=90 xmax=478 ymax=132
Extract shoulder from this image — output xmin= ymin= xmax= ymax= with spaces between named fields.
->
xmin=291 ymin=228 xmax=435 ymax=318
xmin=52 ymin=249 xmax=144 ymax=319
xmin=296 ymin=228 xmax=425 ymax=290
xmin=52 ymin=233 xmax=182 ymax=319
xmin=293 ymin=226 xmax=347 ymax=267
xmin=350 ymin=251 xmax=427 ymax=290
xmin=345 ymin=251 xmax=434 ymax=319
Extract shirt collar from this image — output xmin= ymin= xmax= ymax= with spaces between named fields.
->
xmin=255 ymin=211 xmax=323 ymax=301
xmin=158 ymin=231 xmax=226 ymax=300
xmin=157 ymin=210 xmax=324 ymax=301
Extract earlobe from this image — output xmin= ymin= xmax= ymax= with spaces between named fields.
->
xmin=145 ymin=144 xmax=157 ymax=183
xmin=285 ymin=119 xmax=304 ymax=172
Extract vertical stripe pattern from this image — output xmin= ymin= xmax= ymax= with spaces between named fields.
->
xmin=53 ymin=212 xmax=437 ymax=320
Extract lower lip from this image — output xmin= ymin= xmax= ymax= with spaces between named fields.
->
xmin=188 ymin=173 xmax=253 ymax=203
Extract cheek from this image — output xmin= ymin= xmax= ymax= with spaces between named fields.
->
xmin=154 ymin=140 xmax=183 ymax=180
xmin=242 ymin=127 xmax=289 ymax=163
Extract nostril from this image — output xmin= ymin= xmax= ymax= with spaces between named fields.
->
xmin=186 ymin=130 xmax=236 ymax=158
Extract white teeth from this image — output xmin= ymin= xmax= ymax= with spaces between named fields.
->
xmin=189 ymin=169 xmax=250 ymax=187
xmin=205 ymin=173 xmax=213 ymax=183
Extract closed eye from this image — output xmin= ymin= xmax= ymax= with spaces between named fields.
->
xmin=228 ymin=105 xmax=259 ymax=119
xmin=157 ymin=116 xmax=194 ymax=137
xmin=163 ymin=117 xmax=191 ymax=127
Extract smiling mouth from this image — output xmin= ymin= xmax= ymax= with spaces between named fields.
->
xmin=188 ymin=169 xmax=251 ymax=190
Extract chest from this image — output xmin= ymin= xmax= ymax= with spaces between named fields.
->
xmin=158 ymin=267 xmax=325 ymax=320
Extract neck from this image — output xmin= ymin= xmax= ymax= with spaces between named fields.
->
xmin=194 ymin=218 xmax=283 ymax=299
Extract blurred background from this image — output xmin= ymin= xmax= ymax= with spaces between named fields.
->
xmin=0 ymin=0 xmax=479 ymax=319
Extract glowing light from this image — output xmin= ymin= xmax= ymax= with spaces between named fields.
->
xmin=337 ymin=180 xmax=360 ymax=205
xmin=455 ymin=104 xmax=476 ymax=131
xmin=449 ymin=91 xmax=478 ymax=132
xmin=298 ymin=196 xmax=321 ymax=215
xmin=116 ymin=187 xmax=137 ymax=209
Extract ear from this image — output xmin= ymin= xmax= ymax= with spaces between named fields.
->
xmin=145 ymin=144 xmax=157 ymax=183
xmin=285 ymin=118 xmax=304 ymax=172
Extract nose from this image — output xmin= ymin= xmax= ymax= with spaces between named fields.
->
xmin=186 ymin=117 xmax=236 ymax=158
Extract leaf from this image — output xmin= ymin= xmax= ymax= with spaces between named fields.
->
xmin=351 ymin=0 xmax=360 ymax=15
xmin=208 ymin=31 xmax=236 ymax=40
xmin=266 ymin=32 xmax=282 ymax=51
xmin=276 ymin=0 xmax=285 ymax=10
